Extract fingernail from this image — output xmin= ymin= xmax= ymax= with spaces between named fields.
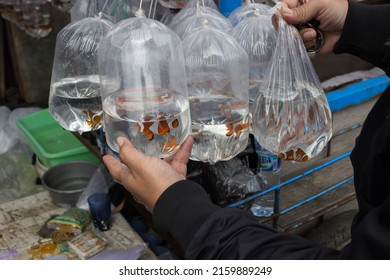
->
xmin=117 ymin=136 xmax=125 ymax=147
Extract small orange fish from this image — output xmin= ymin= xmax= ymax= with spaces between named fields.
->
xmin=85 ymin=110 xmax=102 ymax=130
xmin=278 ymin=148 xmax=309 ymax=162
xmin=135 ymin=115 xmax=180 ymax=141
xmin=157 ymin=119 xmax=170 ymax=136
xmin=226 ymin=119 xmax=249 ymax=139
xmin=134 ymin=115 xmax=155 ymax=140
xmin=171 ymin=119 xmax=179 ymax=128
xmin=162 ymin=135 xmax=178 ymax=153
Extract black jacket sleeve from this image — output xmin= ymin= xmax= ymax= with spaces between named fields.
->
xmin=153 ymin=180 xmax=220 ymax=248
xmin=153 ymin=180 xmax=339 ymax=259
xmin=334 ymin=1 xmax=390 ymax=76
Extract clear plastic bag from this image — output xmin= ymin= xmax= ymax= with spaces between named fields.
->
xmin=49 ymin=16 xmax=113 ymax=134
xmin=70 ymin=0 xmax=96 ymax=21
xmin=231 ymin=11 xmax=277 ymax=115
xmin=70 ymin=0 xmax=132 ymax=23
xmin=252 ymin=15 xmax=332 ymax=162
xmin=228 ymin=1 xmax=270 ymax=26
xmin=76 ymin=163 xmax=114 ymax=209
xmin=0 ymin=150 xmax=42 ymax=204
xmin=183 ymin=23 xmax=250 ymax=164
xmin=21 ymin=0 xmax=52 ymax=38
xmin=168 ymin=5 xmax=227 ymax=34
xmin=172 ymin=4 xmax=232 ymax=40
xmin=0 ymin=106 xmax=41 ymax=154
xmin=98 ymin=10 xmax=191 ymax=158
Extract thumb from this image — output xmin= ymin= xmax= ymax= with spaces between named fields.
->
xmin=280 ymin=2 xmax=319 ymax=25
xmin=116 ymin=136 xmax=146 ymax=169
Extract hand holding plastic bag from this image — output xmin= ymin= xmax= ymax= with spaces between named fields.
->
xmin=251 ymin=12 xmax=332 ymax=162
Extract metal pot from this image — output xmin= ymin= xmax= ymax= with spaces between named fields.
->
xmin=42 ymin=161 xmax=99 ymax=207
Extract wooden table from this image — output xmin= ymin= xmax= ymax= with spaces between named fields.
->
xmin=0 ymin=191 xmax=156 ymax=260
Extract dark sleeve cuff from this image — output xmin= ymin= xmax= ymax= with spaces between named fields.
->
xmin=152 ymin=180 xmax=221 ymax=248
xmin=334 ymin=1 xmax=390 ymax=71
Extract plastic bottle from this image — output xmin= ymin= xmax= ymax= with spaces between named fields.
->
xmin=251 ymin=139 xmax=281 ymax=217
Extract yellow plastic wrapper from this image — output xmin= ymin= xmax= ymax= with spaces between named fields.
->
xmin=27 ymin=241 xmax=58 ymax=260
xmin=47 ymin=208 xmax=91 ymax=242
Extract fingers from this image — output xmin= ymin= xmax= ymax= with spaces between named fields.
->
xmin=102 ymin=154 xmax=130 ymax=183
xmin=281 ymin=0 xmax=300 ymax=8
xmin=116 ymin=136 xmax=145 ymax=171
xmin=170 ymin=136 xmax=193 ymax=166
xmin=300 ymin=28 xmax=317 ymax=48
xmin=280 ymin=1 xmax=320 ymax=25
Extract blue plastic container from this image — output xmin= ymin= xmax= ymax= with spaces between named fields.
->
xmin=219 ymin=0 xmax=242 ymax=17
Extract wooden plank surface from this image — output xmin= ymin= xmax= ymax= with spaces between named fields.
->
xmin=0 ymin=191 xmax=156 ymax=260
xmin=272 ymin=157 xmax=355 ymax=233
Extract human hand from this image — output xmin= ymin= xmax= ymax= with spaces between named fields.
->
xmin=103 ymin=136 xmax=193 ymax=212
xmin=280 ymin=0 xmax=348 ymax=54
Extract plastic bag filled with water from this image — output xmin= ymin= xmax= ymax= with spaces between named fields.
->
xmin=251 ymin=15 xmax=332 ymax=162
xmin=183 ymin=22 xmax=250 ymax=164
xmin=98 ymin=10 xmax=191 ymax=158
xmin=0 ymin=0 xmax=51 ymax=38
xmin=169 ymin=4 xmax=231 ymax=38
xmin=231 ymin=9 xmax=277 ymax=116
xmin=49 ymin=16 xmax=113 ymax=133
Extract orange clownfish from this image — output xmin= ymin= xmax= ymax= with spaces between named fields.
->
xmin=162 ymin=135 xmax=178 ymax=153
xmin=278 ymin=148 xmax=309 ymax=162
xmin=85 ymin=110 xmax=102 ymax=130
xmin=134 ymin=115 xmax=180 ymax=141
xmin=226 ymin=119 xmax=249 ymax=139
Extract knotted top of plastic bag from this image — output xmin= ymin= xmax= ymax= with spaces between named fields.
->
xmin=50 ymin=16 xmax=113 ymax=84
xmin=228 ymin=2 xmax=270 ymax=26
xmin=251 ymin=14 xmax=332 ymax=162
xmin=169 ymin=5 xmax=231 ymax=36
